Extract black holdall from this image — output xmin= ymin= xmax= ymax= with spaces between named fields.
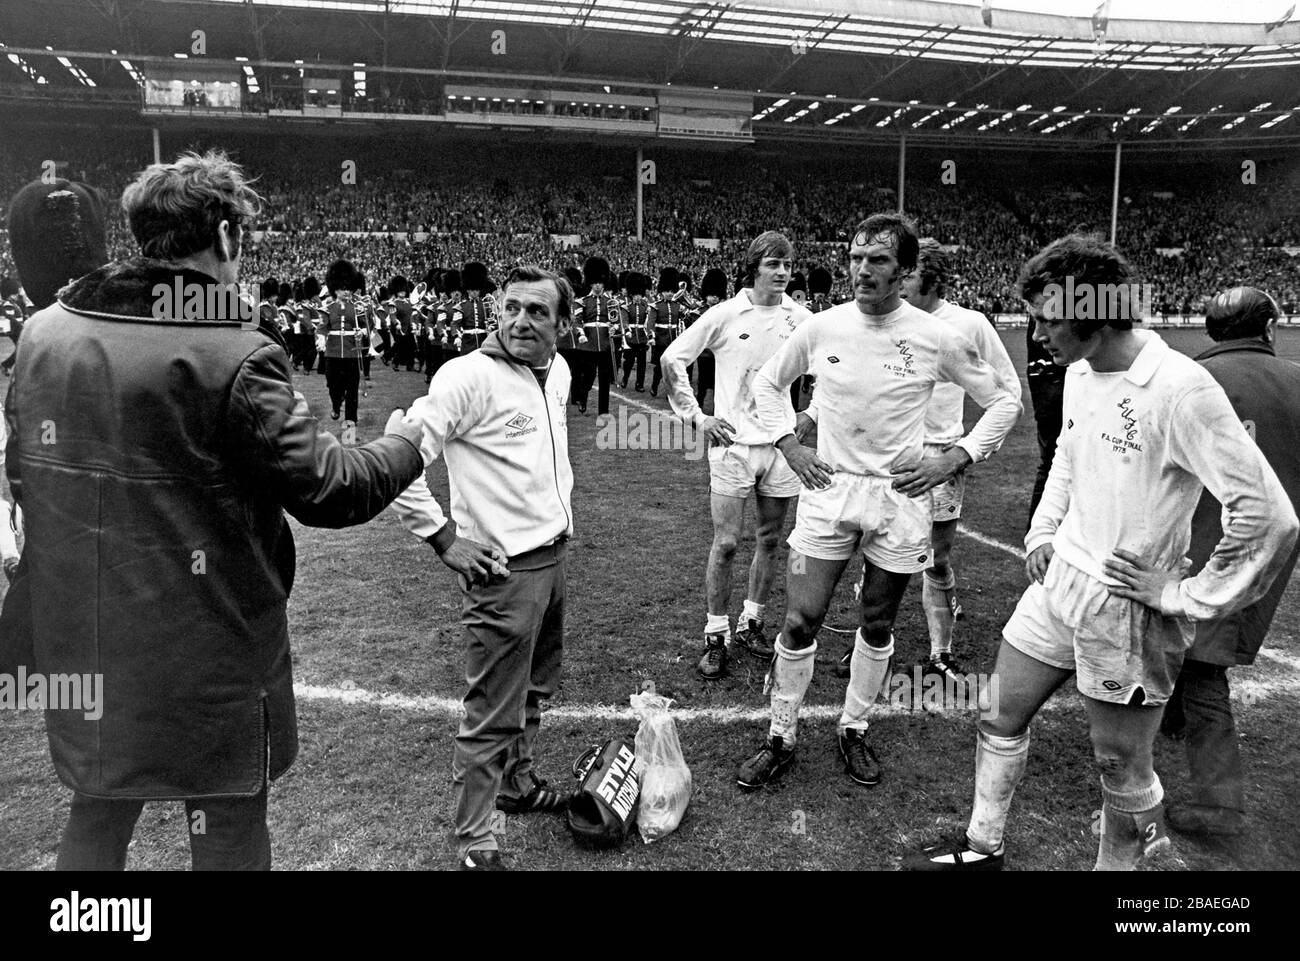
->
xmin=567 ymin=739 xmax=640 ymax=848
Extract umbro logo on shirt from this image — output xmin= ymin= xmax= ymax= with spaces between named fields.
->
xmin=739 ymin=333 xmax=750 ymax=340
xmin=828 ymin=356 xmax=840 ymax=363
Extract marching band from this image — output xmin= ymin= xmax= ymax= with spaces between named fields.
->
xmin=237 ymin=255 xmax=724 ymax=435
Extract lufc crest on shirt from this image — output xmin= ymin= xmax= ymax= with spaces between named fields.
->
xmin=883 ymin=338 xmax=916 ymax=377
xmin=1100 ymin=396 xmax=1143 ymax=455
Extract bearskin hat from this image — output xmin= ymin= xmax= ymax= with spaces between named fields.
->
xmin=259 ymin=277 xmax=280 ymax=300
xmin=809 ymin=266 xmax=833 ymax=297
xmin=617 ymin=270 xmax=631 ymax=294
xmin=277 ymin=282 xmax=292 ymax=306
xmin=787 ymin=271 xmax=807 ymax=295
xmin=625 ymin=272 xmax=649 ymax=298
xmin=563 ymin=266 xmax=584 ymax=295
xmin=423 ymin=266 xmax=443 ymax=293
xmin=302 ymin=275 xmax=322 ymax=300
xmin=0 ymin=275 xmax=19 ymax=299
xmin=325 ymin=260 xmax=361 ymax=294
xmin=442 ymin=269 xmax=463 ymax=297
xmin=7 ymin=178 xmax=109 ymax=309
xmin=583 ymin=256 xmax=610 ymax=289
xmin=459 ymin=261 xmax=486 ymax=294
xmin=655 ymin=267 xmax=678 ymax=294
xmin=701 ymin=268 xmax=728 ymax=301
xmin=387 ymin=273 xmax=412 ymax=297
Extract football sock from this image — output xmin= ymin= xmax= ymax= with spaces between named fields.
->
xmin=704 ymin=613 xmax=731 ymax=638
xmin=1095 ymin=775 xmax=1167 ymax=871
xmin=741 ymin=599 xmax=765 ymax=627
xmin=923 ymin=570 xmax=957 ymax=658
xmin=768 ymin=635 xmax=816 ymax=748
xmin=966 ymin=729 xmax=1030 ymax=854
xmin=838 ymin=630 xmax=893 ymax=733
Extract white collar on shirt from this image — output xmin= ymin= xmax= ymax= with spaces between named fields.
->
xmin=733 ymin=289 xmax=798 ymax=314
xmin=1074 ymin=328 xmax=1165 ymax=387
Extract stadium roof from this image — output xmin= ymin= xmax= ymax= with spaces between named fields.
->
xmin=2 ymin=0 xmax=1299 ymax=147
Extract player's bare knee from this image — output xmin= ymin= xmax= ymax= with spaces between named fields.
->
xmin=978 ymin=715 xmax=1028 ymax=740
xmin=711 ymin=533 xmax=740 ymax=561
xmin=927 ymin=556 xmax=953 ymax=580
xmin=858 ymin=615 xmax=892 ymax=649
xmin=782 ymin=610 xmax=820 ymax=648
xmin=754 ymin=530 xmax=781 ymax=557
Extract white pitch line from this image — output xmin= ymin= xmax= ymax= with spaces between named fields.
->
xmin=958 ymin=525 xmax=1026 ymax=559
xmin=295 ymin=682 xmax=1040 ymax=722
xmin=296 ymin=671 xmax=1293 ymax=722
xmin=1257 ymin=649 xmax=1300 ymax=672
xmin=608 ymin=386 xmax=677 ymax=420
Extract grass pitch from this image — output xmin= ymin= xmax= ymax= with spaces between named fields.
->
xmin=1 ymin=325 xmax=1298 ymax=870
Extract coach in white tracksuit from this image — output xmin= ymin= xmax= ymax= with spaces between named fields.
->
xmin=392 ymin=265 xmax=575 ymax=871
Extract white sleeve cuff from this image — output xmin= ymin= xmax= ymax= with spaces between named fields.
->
xmin=1159 ymin=580 xmax=1187 ymax=619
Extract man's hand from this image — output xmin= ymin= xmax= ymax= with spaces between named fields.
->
xmin=384 ymin=407 xmax=407 ymax=434
xmin=1025 ymin=543 xmax=1053 ymax=584
xmin=794 ymin=411 xmax=816 ymax=445
xmin=438 ymin=535 xmax=510 ymax=589
xmin=1103 ymin=548 xmax=1180 ymax=612
xmin=384 ymin=407 xmax=423 ymax=448
xmin=890 ymin=447 xmax=972 ymax=497
xmin=776 ymin=435 xmax=834 ymax=490
xmin=699 ymin=416 xmax=737 ymax=448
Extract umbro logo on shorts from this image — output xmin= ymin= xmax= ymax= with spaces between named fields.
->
xmin=739 ymin=333 xmax=750 ymax=339
xmin=1102 ymin=680 xmax=1122 ymax=691
xmin=828 ymin=356 xmax=840 ymax=363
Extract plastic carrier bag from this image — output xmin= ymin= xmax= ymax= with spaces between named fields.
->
xmin=630 ymin=691 xmax=692 ymax=843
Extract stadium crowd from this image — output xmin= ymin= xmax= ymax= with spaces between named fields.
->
xmin=1 ymin=131 xmax=1297 ymax=316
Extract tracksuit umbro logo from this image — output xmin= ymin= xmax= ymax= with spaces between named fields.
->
xmin=506 ymin=414 xmax=534 ymax=431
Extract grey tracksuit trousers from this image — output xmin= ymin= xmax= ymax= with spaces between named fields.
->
xmin=453 ymin=540 xmax=566 ymax=857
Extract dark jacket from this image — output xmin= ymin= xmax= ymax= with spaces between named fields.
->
xmin=0 ymin=259 xmax=423 ymax=799
xmin=1187 ymin=338 xmax=1300 ymax=666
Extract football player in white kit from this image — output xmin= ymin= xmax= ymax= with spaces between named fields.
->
xmin=902 ymin=239 xmax=1021 ymax=685
xmin=907 ymin=235 xmax=1298 ymax=870
xmin=662 ymin=232 xmax=814 ymax=680
xmin=737 ymin=213 xmax=1021 ymax=789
